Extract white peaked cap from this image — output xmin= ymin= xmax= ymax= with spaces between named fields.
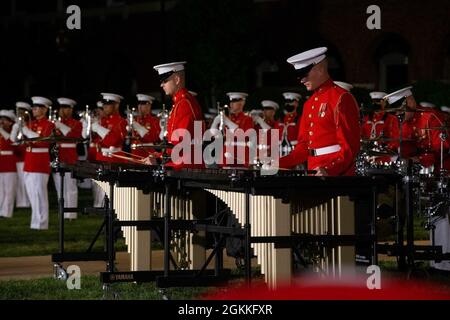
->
xmin=153 ymin=61 xmax=186 ymax=76
xmin=57 ymin=97 xmax=77 ymax=107
xmin=208 ymin=108 xmax=218 ymax=114
xmin=261 ymin=100 xmax=279 ymax=110
xmin=282 ymin=92 xmax=301 ymax=101
xmin=384 ymin=86 xmax=413 ymax=105
xmin=0 ymin=109 xmax=16 ymax=121
xmin=287 ymin=47 xmax=328 ymax=70
xmin=369 ymin=92 xmax=387 ymax=100
xmin=441 ymin=106 xmax=450 ymax=113
xmin=227 ymin=92 xmax=248 ymax=101
xmin=101 ymin=93 xmax=124 ymax=103
xmin=16 ymin=101 xmax=31 ymax=111
xmin=420 ymin=101 xmax=436 ymax=108
xmin=334 ymin=81 xmax=353 ymax=91
xmin=136 ymin=94 xmax=155 ymax=103
xmin=249 ymin=109 xmax=264 ymax=116
xmin=31 ymin=96 xmax=52 ymax=107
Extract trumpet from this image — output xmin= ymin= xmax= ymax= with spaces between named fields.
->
xmin=158 ymin=103 xmax=169 ymax=139
xmin=48 ymin=106 xmax=60 ymax=123
xmin=125 ymin=104 xmax=135 ymax=146
xmin=78 ymin=105 xmax=94 ymax=142
xmin=15 ymin=110 xmax=30 ymax=142
xmin=217 ymin=102 xmax=228 ymax=134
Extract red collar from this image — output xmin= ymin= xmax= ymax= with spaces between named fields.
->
xmin=315 ymin=78 xmax=334 ymax=94
xmin=173 ymin=88 xmax=189 ymax=103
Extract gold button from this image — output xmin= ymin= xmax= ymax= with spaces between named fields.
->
xmin=314 ymin=97 xmax=318 ymax=101
xmin=309 ymin=131 xmax=313 ymax=136
xmin=332 ymin=162 xmax=335 ymax=166
xmin=312 ymin=106 xmax=315 ymax=110
xmin=310 ymin=123 xmax=314 ymax=127
xmin=308 ymin=114 xmax=312 ymax=118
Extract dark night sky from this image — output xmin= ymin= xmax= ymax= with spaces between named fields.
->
xmin=0 ymin=0 xmax=449 ymax=112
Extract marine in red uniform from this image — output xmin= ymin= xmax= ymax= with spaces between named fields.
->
xmin=210 ymin=92 xmax=254 ymax=166
xmin=0 ymin=110 xmax=18 ymax=218
xmin=415 ymin=102 xmax=449 ymax=170
xmin=12 ymin=102 xmax=31 ymax=208
xmin=52 ymin=97 xmax=82 ymax=219
xmin=360 ymin=91 xmax=400 ymax=161
xmin=280 ymin=92 xmax=302 ymax=152
xmin=252 ymin=100 xmax=282 ymax=158
xmin=23 ymin=96 xmax=55 ymax=229
xmin=279 ymin=47 xmax=360 ymax=176
xmin=130 ymin=94 xmax=161 ymax=158
xmin=81 ymin=101 xmax=106 ymax=208
xmin=147 ymin=61 xmax=204 ymax=169
xmin=92 ymin=93 xmax=128 ymax=163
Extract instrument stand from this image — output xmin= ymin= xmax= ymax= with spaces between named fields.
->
xmin=51 ymin=162 xmax=111 ymax=277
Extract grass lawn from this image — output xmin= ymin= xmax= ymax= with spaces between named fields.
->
xmin=0 ymin=185 xmax=126 ymax=257
xmin=0 ymin=275 xmax=211 ymax=300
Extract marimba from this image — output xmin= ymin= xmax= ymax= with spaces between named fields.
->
xmin=58 ymin=162 xmax=387 ymax=289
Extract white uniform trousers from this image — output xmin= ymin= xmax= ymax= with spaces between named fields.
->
xmin=0 ymin=172 xmax=17 ymax=218
xmin=431 ymin=214 xmax=450 ymax=271
xmin=24 ymin=172 xmax=49 ymax=230
xmin=52 ymin=173 xmax=78 ymax=219
xmin=15 ymin=162 xmax=30 ymax=208
xmin=92 ymin=180 xmax=106 ymax=208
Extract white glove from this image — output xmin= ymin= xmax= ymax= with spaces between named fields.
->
xmin=132 ymin=122 xmax=148 ymax=138
xmin=159 ymin=130 xmax=165 ymax=141
xmin=22 ymin=126 xmax=39 ymax=139
xmin=54 ymin=120 xmax=71 ymax=136
xmin=210 ymin=115 xmax=221 ymax=130
xmin=223 ymin=116 xmax=238 ymax=131
xmin=0 ymin=127 xmax=10 ymax=140
xmin=254 ymin=116 xmax=270 ymax=130
xmin=9 ymin=123 xmax=19 ymax=142
xmin=91 ymin=122 xmax=110 ymax=139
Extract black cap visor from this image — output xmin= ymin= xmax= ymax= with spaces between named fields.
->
xmin=295 ymin=63 xmax=315 ymax=80
xmin=159 ymin=71 xmax=175 ymax=83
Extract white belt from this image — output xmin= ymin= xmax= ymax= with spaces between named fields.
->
xmin=90 ymin=143 xmax=97 ymax=148
xmin=60 ymin=143 xmax=76 ymax=148
xmin=290 ymin=140 xmax=298 ymax=146
xmin=309 ymin=144 xmax=341 ymax=156
xmin=101 ymin=147 xmax=122 ymax=156
xmin=0 ymin=150 xmax=13 ymax=156
xmin=29 ymin=148 xmax=49 ymax=153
